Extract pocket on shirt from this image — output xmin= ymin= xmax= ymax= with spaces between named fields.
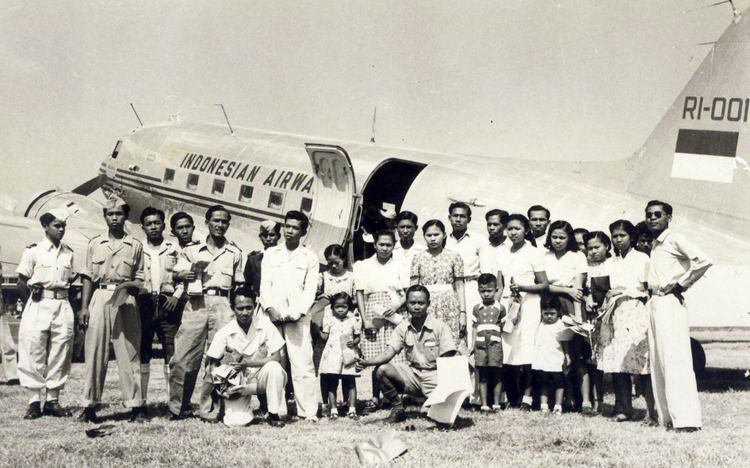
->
xmin=116 ymin=259 xmax=134 ymax=277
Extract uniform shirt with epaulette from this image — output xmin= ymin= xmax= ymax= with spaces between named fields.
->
xmin=143 ymin=239 xmax=181 ymax=294
xmin=16 ymin=238 xmax=75 ymax=289
xmin=83 ymin=233 xmax=144 ymax=283
xmin=174 ymin=238 xmax=244 ymax=290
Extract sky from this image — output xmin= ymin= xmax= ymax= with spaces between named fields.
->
xmin=0 ymin=0 xmax=741 ymax=206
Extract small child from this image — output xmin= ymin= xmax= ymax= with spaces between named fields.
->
xmin=472 ymin=273 xmax=506 ymax=412
xmin=531 ymin=295 xmax=573 ymax=415
xmin=319 ymin=292 xmax=362 ymax=419
xmin=313 ymin=245 xmax=357 ymax=410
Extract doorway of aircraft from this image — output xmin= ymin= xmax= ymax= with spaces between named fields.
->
xmin=353 ymin=158 xmax=427 ymax=260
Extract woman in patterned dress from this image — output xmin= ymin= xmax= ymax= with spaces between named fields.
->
xmin=354 ymin=230 xmax=408 ymax=409
xmin=606 ymin=220 xmax=656 ymax=423
xmin=410 ymin=219 xmax=466 ymax=344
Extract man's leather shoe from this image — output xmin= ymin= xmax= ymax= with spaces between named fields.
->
xmin=43 ymin=401 xmax=72 ymax=417
xmin=129 ymin=407 xmax=147 ymax=423
xmin=24 ymin=402 xmax=42 ymax=420
xmin=267 ymin=414 xmax=285 ymax=427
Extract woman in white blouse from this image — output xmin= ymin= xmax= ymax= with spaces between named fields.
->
xmin=502 ymin=214 xmax=549 ymax=409
xmin=354 ymin=230 xmax=408 ymax=411
xmin=606 ymin=220 xmax=656 ymax=424
xmin=542 ymin=220 xmax=588 ymax=411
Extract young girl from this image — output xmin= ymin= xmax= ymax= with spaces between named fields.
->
xmin=583 ymin=231 xmax=612 ymax=415
xmin=313 ymin=245 xmax=357 ymax=413
xmin=319 ymin=292 xmax=362 ymax=419
xmin=532 ymin=295 xmax=573 ymax=415
xmin=543 ymin=220 xmax=587 ymax=411
xmin=606 ymin=220 xmax=656 ymax=424
xmin=502 ymin=214 xmax=549 ymax=409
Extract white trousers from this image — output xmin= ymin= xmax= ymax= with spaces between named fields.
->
xmin=279 ymin=315 xmax=318 ymax=418
xmin=647 ymin=295 xmax=701 ymax=429
xmin=18 ymin=298 xmax=74 ymax=399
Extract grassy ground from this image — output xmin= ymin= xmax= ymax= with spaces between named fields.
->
xmin=0 ymin=341 xmax=747 ymax=468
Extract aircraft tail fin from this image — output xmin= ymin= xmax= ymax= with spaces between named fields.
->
xmin=627 ymin=9 xmax=750 ymax=237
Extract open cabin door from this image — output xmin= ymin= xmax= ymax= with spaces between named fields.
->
xmin=304 ymin=144 xmax=360 ymax=256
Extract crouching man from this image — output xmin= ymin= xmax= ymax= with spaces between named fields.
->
xmin=206 ymin=292 xmax=287 ymax=427
xmin=356 ymin=285 xmax=457 ymax=423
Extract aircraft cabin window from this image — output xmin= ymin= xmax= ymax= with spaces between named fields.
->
xmin=164 ymin=168 xmax=175 ymax=184
xmin=212 ymin=178 xmax=225 ymax=195
xmin=268 ymin=191 xmax=285 ymax=211
xmin=187 ymin=173 xmax=200 ymax=190
xmin=300 ymin=197 xmax=313 ymax=215
xmin=239 ymin=185 xmax=254 ymax=202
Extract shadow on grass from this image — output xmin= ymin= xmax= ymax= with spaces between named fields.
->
xmin=699 ymin=367 xmax=750 ymax=393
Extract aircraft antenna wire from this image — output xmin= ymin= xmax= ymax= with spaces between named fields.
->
xmin=129 ymin=103 xmax=143 ymax=128
xmin=216 ymin=103 xmax=235 ymax=135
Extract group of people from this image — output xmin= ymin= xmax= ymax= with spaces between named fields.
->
xmin=7 ymin=195 xmax=711 ymax=433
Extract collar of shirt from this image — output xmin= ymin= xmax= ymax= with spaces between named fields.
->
xmin=100 ymin=233 xmax=136 ymax=253
xmin=145 ymin=239 xmax=175 ymax=256
xmin=450 ymin=231 xmax=472 ymax=243
xmin=477 ymin=301 xmax=498 ymax=310
xmin=407 ymin=315 xmax=437 ymax=335
xmin=40 ymin=237 xmax=71 ymax=254
xmin=197 ymin=237 xmax=238 ymax=259
xmin=654 ymin=227 xmax=671 ymax=245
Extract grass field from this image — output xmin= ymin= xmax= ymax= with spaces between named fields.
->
xmin=0 ymin=339 xmax=747 ymax=468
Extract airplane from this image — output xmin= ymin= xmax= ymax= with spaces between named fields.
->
xmin=2 ymin=5 xmax=749 ymax=373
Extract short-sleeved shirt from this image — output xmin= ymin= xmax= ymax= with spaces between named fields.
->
xmin=543 ymin=250 xmax=587 ymax=287
xmin=16 ymin=238 xmax=74 ymax=289
xmin=143 ymin=240 xmax=181 ymax=293
xmin=175 ymin=237 xmax=244 ymax=290
xmin=479 ymin=239 xmax=510 ymax=278
xmin=259 ymin=244 xmax=319 ymax=319
xmin=206 ymin=314 xmax=286 ymax=366
xmin=83 ymin=233 xmax=144 ymax=283
xmin=318 ymin=270 xmax=356 ymax=298
xmin=532 ymin=320 xmax=573 ymax=372
xmin=446 ymin=231 xmax=481 ymax=277
xmin=609 ymin=250 xmax=649 ymax=294
xmin=502 ymin=241 xmax=545 ymax=290
xmin=393 ymin=241 xmax=426 ymax=280
xmin=388 ymin=315 xmax=456 ymax=370
xmin=354 ymin=256 xmax=408 ymax=308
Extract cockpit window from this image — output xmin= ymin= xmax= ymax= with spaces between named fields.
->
xmin=111 ymin=140 xmax=122 ymax=159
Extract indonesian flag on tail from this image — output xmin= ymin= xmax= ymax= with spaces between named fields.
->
xmin=671 ymin=129 xmax=739 ymax=183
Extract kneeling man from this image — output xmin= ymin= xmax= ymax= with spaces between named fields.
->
xmin=357 ymin=285 xmax=457 ymax=423
xmin=206 ymin=292 xmax=287 ymax=427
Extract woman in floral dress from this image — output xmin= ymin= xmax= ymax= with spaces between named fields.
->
xmin=410 ymin=219 xmax=466 ymax=343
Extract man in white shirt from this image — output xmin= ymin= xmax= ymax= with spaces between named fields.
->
xmin=479 ymin=209 xmax=510 ymax=299
xmin=206 ymin=292 xmax=287 ymax=427
xmin=527 ymin=205 xmax=551 ymax=248
xmin=260 ymin=210 xmax=319 ymax=421
xmin=645 ymin=200 xmax=712 ymax=432
xmin=392 ymin=210 xmax=425 ymax=278
xmin=445 ymin=202 xmax=481 ymax=340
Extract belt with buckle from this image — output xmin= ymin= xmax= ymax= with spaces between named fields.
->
xmin=203 ymin=288 xmax=230 ymax=297
xmin=98 ymin=283 xmax=121 ymax=290
xmin=461 ymin=275 xmax=479 ymax=281
xmin=40 ymin=289 xmax=69 ymax=299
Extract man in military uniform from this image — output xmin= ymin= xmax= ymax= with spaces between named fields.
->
xmin=15 ymin=208 xmax=75 ymax=419
xmin=78 ymin=197 xmax=146 ymax=423
xmin=169 ymin=212 xmax=196 ymax=249
xmin=138 ymin=207 xmax=183 ymax=407
xmin=168 ymin=205 xmax=244 ymax=421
